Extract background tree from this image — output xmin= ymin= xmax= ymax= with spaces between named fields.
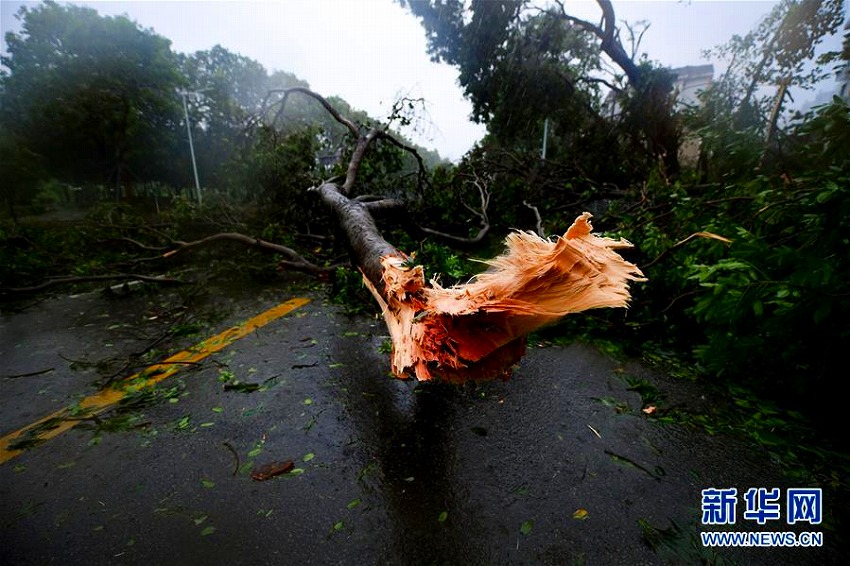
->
xmin=402 ymin=0 xmax=680 ymax=176
xmin=0 ymin=122 xmax=46 ymax=221
xmin=694 ymin=0 xmax=845 ymax=175
xmin=178 ymin=45 xmax=270 ymax=192
xmin=1 ymin=1 xmax=185 ymax=198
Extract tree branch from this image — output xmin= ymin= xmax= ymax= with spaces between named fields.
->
xmin=419 ymin=170 xmax=491 ymax=246
xmin=161 ymin=232 xmax=332 ymax=276
xmin=377 ymin=130 xmax=431 ymax=195
xmin=523 ymin=200 xmax=545 ymax=237
xmin=310 ymin=182 xmax=400 ymax=293
xmin=2 ymin=274 xmax=184 ymax=294
xmin=262 ymin=86 xmax=359 ymax=137
xmin=554 ymin=0 xmax=642 ymax=86
xmin=256 ymin=86 xmax=642 ymax=385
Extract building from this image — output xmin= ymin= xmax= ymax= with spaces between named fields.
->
xmin=671 ymin=64 xmax=714 ymax=109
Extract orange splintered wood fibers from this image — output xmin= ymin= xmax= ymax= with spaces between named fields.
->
xmin=363 ymin=212 xmax=645 ymax=384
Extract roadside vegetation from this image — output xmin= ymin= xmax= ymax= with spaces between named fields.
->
xmin=2 ymin=0 xmax=849 ymax=544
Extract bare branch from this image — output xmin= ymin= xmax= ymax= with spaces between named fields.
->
xmin=106 ymin=237 xmax=168 ymax=252
xmin=420 ymin=171 xmax=490 ymax=246
xmin=263 ymin=87 xmax=360 ymax=137
xmin=3 ymin=274 xmax=184 ymax=294
xmin=523 ymin=200 xmax=545 ymax=237
xmin=342 ymin=127 xmax=382 ymax=194
xmin=262 ymin=90 xmax=372 ymax=195
xmin=577 ymin=75 xmax=622 ymax=93
xmin=363 ymin=198 xmax=406 ymax=214
xmin=264 ymin=87 xmax=431 ymax=196
xmin=162 ymin=232 xmax=332 ymax=276
xmin=644 ymin=231 xmax=733 ymax=269
xmin=377 ymin=131 xmax=431 ymax=194
xmin=419 ymin=224 xmax=490 ymax=246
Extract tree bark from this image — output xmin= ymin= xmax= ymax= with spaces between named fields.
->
xmin=555 ymin=0 xmax=642 ymax=87
xmin=311 ymin=182 xmax=401 ymax=294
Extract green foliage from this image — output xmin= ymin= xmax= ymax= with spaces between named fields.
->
xmin=416 ymin=241 xmax=475 ymax=283
xmin=703 ymin=0 xmax=845 ymax=131
xmin=614 ymin=97 xmax=850 ymax=438
xmin=403 ymin=0 xmax=682 ymax=179
xmin=330 ymin=267 xmax=376 ymax=315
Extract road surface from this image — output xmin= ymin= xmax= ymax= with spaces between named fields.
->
xmin=0 ymin=282 xmax=840 ymax=564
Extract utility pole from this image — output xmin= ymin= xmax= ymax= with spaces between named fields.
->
xmin=179 ymin=89 xmax=204 ymax=204
xmin=541 ymin=117 xmax=549 ymax=161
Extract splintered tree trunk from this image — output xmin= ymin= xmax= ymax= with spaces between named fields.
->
xmin=361 ymin=212 xmax=642 ymax=383
xmin=272 ymin=88 xmax=644 ymax=384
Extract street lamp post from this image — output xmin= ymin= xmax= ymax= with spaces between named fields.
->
xmin=179 ymin=89 xmax=206 ymax=205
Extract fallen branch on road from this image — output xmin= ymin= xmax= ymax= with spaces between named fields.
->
xmin=2 ymin=274 xmax=185 ymax=294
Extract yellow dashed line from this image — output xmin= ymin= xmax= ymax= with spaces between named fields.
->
xmin=0 ymin=297 xmax=311 ymax=464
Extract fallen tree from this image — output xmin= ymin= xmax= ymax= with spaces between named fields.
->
xmin=276 ymin=88 xmax=645 ymax=383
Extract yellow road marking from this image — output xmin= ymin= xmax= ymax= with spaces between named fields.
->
xmin=0 ymin=297 xmax=311 ymax=464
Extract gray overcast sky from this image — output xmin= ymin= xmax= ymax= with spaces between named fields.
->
xmin=3 ymin=0 xmax=840 ymax=160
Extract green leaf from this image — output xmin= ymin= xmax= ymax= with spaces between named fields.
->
xmin=302 ymin=452 xmax=315 ymax=462
xmin=201 ymin=479 xmax=215 ymax=489
xmin=347 ymin=498 xmax=361 ymax=510
xmin=200 ymin=526 xmax=216 ymax=536
xmin=520 ymin=519 xmax=534 ymax=535
xmin=438 ymin=511 xmax=448 ymax=523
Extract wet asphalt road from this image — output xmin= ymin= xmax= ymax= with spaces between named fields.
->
xmin=0 ymin=283 xmax=842 ymax=564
